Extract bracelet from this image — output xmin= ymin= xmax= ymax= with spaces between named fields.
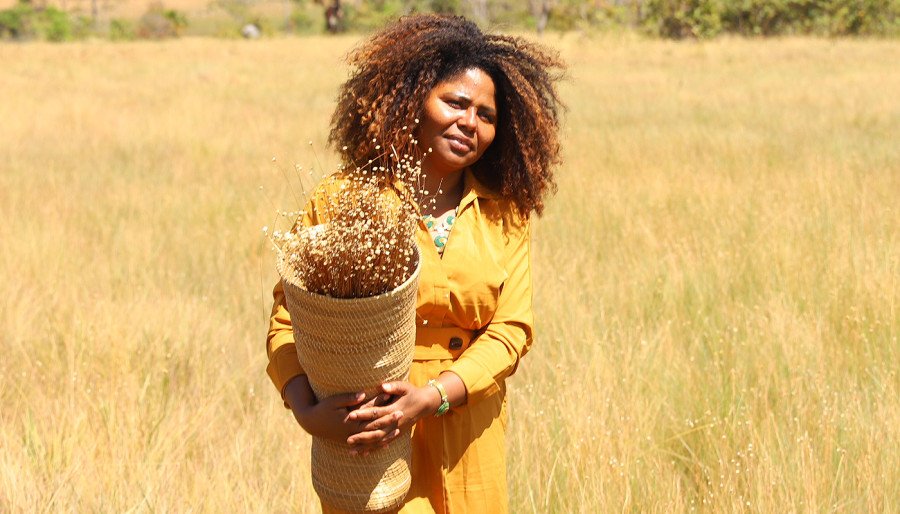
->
xmin=427 ymin=379 xmax=450 ymax=417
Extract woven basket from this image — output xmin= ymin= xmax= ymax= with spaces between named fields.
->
xmin=276 ymin=245 xmax=420 ymax=513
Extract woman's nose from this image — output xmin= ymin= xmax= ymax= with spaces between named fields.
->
xmin=457 ymin=107 xmax=477 ymax=130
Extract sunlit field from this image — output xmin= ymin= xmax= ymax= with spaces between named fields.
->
xmin=1 ymin=34 xmax=898 ymax=512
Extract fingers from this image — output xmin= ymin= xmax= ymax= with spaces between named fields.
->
xmin=360 ymin=410 xmax=403 ymax=432
xmin=380 ymin=381 xmax=410 ymax=395
xmin=327 ymin=392 xmax=366 ymax=409
xmin=347 ymin=410 xmax=403 ymax=443
xmin=348 ymin=427 xmax=402 ymax=456
xmin=360 ymin=392 xmax=393 ymax=409
xmin=380 ymin=427 xmax=402 ymax=445
xmin=344 ymin=388 xmax=412 ymax=455
xmin=347 ymin=423 xmax=399 ymax=447
xmin=372 ymin=392 xmax=394 ymax=406
xmin=347 ymin=405 xmax=386 ymax=423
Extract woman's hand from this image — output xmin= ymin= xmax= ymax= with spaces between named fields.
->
xmin=283 ymin=375 xmax=388 ymax=445
xmin=345 ymin=381 xmax=443 ymax=456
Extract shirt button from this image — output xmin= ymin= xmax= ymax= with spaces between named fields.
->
xmin=422 ymin=319 xmax=429 ymax=326
xmin=449 ymin=337 xmax=463 ymax=350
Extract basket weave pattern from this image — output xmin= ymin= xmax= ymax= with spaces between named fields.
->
xmin=277 ymin=252 xmax=420 ymax=513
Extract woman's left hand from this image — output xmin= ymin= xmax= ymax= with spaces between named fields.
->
xmin=345 ymin=381 xmax=441 ymax=455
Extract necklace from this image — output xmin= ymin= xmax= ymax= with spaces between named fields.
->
xmin=421 ymin=207 xmax=458 ymax=255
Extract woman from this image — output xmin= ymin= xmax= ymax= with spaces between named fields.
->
xmin=266 ymin=14 xmax=564 ymax=513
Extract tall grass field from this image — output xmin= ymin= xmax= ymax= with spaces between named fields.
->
xmin=1 ymin=34 xmax=898 ymax=512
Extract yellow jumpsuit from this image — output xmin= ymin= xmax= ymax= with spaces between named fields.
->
xmin=266 ymin=170 xmax=534 ymax=513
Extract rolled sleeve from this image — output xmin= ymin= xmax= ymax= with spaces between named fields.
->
xmin=448 ymin=219 xmax=534 ymax=405
xmin=266 ymin=280 xmax=305 ymax=407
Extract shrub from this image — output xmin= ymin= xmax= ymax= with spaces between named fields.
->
xmin=0 ymin=0 xmax=85 ymax=41
xmin=0 ymin=3 xmax=25 ymax=38
xmin=343 ymin=0 xmax=407 ymax=32
xmin=35 ymin=6 xmax=72 ymax=41
xmin=285 ymin=4 xmax=317 ymax=33
xmin=137 ymin=2 xmax=188 ymax=39
xmin=642 ymin=0 xmax=900 ymax=37
xmin=642 ymin=0 xmax=725 ymax=38
xmin=544 ymin=0 xmax=610 ymax=31
xmin=431 ymin=0 xmax=461 ymax=14
xmin=109 ymin=18 xmax=135 ymax=40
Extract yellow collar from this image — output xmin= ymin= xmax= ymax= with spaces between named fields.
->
xmin=386 ymin=167 xmax=498 ymax=215
xmin=459 ymin=168 xmax=498 ymax=212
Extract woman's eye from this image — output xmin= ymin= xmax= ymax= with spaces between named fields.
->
xmin=445 ymin=99 xmax=463 ymax=108
xmin=479 ymin=112 xmax=496 ymax=123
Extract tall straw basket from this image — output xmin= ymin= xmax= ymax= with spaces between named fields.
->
xmin=276 ymin=245 xmax=421 ymax=513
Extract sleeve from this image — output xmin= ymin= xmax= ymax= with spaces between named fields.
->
xmin=448 ymin=218 xmax=534 ymax=405
xmin=266 ymin=281 xmax=304 ymax=407
xmin=265 ymin=192 xmax=324 ymax=407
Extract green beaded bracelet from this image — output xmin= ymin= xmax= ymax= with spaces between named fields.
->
xmin=427 ymin=379 xmax=450 ymax=417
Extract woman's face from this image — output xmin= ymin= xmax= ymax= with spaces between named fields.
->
xmin=418 ymin=68 xmax=497 ymax=177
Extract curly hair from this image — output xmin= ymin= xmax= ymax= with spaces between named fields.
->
xmin=329 ymin=14 xmax=565 ymax=217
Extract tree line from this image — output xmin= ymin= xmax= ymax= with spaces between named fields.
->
xmin=1 ymin=0 xmax=897 ymax=41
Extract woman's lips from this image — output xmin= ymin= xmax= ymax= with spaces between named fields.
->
xmin=445 ymin=134 xmax=474 ymax=153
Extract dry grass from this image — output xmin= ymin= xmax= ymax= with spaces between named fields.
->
xmin=1 ymin=34 xmax=898 ymax=513
xmin=272 ymin=169 xmax=421 ymax=299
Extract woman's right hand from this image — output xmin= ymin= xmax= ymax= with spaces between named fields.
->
xmin=283 ymin=375 xmax=390 ymax=445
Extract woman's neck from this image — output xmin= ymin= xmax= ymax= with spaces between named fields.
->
xmin=420 ymin=168 xmax=465 ymax=216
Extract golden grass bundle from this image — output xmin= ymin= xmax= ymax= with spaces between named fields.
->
xmin=268 ymin=149 xmax=428 ymax=512
xmin=277 ymin=172 xmax=419 ymax=298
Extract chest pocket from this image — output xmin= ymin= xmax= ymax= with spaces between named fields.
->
xmin=443 ymin=211 xmax=508 ymax=330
